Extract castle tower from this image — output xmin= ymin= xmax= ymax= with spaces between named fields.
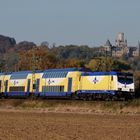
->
xmin=118 ymin=32 xmax=124 ymax=41
xmin=115 ymin=32 xmax=127 ymax=48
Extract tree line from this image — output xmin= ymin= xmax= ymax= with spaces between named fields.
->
xmin=0 ymin=44 xmax=140 ymax=72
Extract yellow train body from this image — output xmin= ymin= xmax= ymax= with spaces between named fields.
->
xmin=0 ymin=68 xmax=135 ymax=100
xmin=79 ymin=75 xmax=117 ymax=91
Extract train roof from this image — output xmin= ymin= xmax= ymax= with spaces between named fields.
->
xmin=44 ymin=68 xmax=91 ymax=72
xmin=0 ymin=68 xmax=91 ymax=76
xmin=0 ymin=73 xmax=4 ymax=76
xmin=81 ymin=71 xmax=133 ymax=76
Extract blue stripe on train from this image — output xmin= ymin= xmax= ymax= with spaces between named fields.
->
xmin=3 ymin=90 xmax=116 ymax=97
xmin=4 ymin=92 xmax=30 ymax=97
xmin=39 ymin=92 xmax=71 ymax=97
xmin=77 ymin=90 xmax=116 ymax=95
xmin=3 ymin=92 xmax=72 ymax=97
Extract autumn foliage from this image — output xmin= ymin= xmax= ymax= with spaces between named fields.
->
xmin=18 ymin=47 xmax=84 ymax=71
xmin=18 ymin=47 xmax=56 ymax=70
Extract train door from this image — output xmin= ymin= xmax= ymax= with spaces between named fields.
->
xmin=110 ymin=75 xmax=114 ymax=90
xmin=68 ymin=78 xmax=72 ymax=95
xmin=35 ymin=79 xmax=40 ymax=93
xmin=0 ymin=80 xmax=1 ymax=93
xmin=27 ymin=79 xmax=31 ymax=96
xmin=5 ymin=80 xmax=8 ymax=93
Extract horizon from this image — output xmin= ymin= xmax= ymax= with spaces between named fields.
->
xmin=0 ymin=0 xmax=140 ymax=46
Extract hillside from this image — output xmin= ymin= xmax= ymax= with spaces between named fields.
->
xmin=0 ymin=35 xmax=16 ymax=53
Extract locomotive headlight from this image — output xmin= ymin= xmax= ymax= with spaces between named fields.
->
xmin=130 ymin=89 xmax=134 ymax=92
xmin=118 ymin=88 xmax=122 ymax=91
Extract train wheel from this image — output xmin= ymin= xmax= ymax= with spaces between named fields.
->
xmin=88 ymin=95 xmax=93 ymax=101
xmin=29 ymin=93 xmax=37 ymax=100
xmin=112 ymin=96 xmax=118 ymax=101
xmin=105 ymin=95 xmax=112 ymax=101
xmin=1 ymin=93 xmax=5 ymax=99
xmin=83 ymin=95 xmax=91 ymax=101
xmin=71 ymin=93 xmax=77 ymax=100
xmin=1 ymin=93 xmax=8 ymax=99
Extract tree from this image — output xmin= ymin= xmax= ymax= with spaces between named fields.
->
xmin=86 ymin=59 xmax=98 ymax=71
xmin=18 ymin=47 xmax=58 ymax=70
xmin=60 ymin=58 xmax=85 ymax=68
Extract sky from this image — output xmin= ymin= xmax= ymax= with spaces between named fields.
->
xmin=0 ymin=0 xmax=140 ymax=46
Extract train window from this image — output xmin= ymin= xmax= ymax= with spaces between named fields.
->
xmin=52 ymin=86 xmax=54 ymax=92
xmin=56 ymin=86 xmax=59 ymax=92
xmin=10 ymin=74 xmax=28 ymax=79
xmin=64 ymin=72 xmax=67 ymax=77
xmin=50 ymin=86 xmax=52 ymax=92
xmin=4 ymin=81 xmax=7 ymax=86
xmin=9 ymin=86 xmax=25 ymax=92
xmin=42 ymin=86 xmax=64 ymax=92
xmin=33 ymin=84 xmax=36 ymax=89
xmin=42 ymin=72 xmax=68 ymax=78
xmin=60 ymin=86 xmax=64 ymax=92
xmin=53 ymin=86 xmax=55 ymax=92
xmin=48 ymin=72 xmax=52 ymax=78
xmin=58 ymin=72 xmax=60 ymax=78
xmin=111 ymin=76 xmax=113 ymax=81
xmin=60 ymin=72 xmax=63 ymax=77
xmin=52 ymin=72 xmax=55 ymax=78
xmin=55 ymin=72 xmax=58 ymax=78
xmin=46 ymin=73 xmax=48 ymax=78
xmin=0 ymin=80 xmax=1 ymax=91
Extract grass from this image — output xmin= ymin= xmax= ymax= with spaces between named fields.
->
xmin=1 ymin=98 xmax=140 ymax=114
xmin=125 ymin=99 xmax=140 ymax=107
xmin=18 ymin=99 xmax=140 ymax=109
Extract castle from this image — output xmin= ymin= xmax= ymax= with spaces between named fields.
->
xmin=103 ymin=32 xmax=140 ymax=57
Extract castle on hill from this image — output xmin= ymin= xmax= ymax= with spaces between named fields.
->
xmin=102 ymin=32 xmax=140 ymax=57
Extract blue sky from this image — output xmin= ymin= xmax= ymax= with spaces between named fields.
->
xmin=0 ymin=0 xmax=140 ymax=46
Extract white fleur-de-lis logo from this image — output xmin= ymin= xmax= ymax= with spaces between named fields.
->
xmin=48 ymin=79 xmax=54 ymax=85
xmin=14 ymin=80 xmax=18 ymax=85
xmin=124 ymin=83 xmax=127 ymax=88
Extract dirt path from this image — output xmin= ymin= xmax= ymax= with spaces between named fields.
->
xmin=0 ymin=111 xmax=140 ymax=140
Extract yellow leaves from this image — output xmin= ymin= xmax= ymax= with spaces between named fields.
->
xmin=18 ymin=47 xmax=57 ymax=70
xmin=62 ymin=58 xmax=84 ymax=68
xmin=86 ymin=57 xmax=113 ymax=71
xmin=86 ymin=59 xmax=98 ymax=71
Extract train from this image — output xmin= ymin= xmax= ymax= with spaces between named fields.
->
xmin=0 ymin=68 xmax=135 ymax=100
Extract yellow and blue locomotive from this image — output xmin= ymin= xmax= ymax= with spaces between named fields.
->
xmin=77 ymin=71 xmax=134 ymax=100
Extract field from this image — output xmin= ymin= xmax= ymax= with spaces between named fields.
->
xmin=0 ymin=99 xmax=140 ymax=140
xmin=0 ymin=111 xmax=140 ymax=140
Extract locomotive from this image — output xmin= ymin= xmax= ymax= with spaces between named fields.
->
xmin=0 ymin=68 xmax=135 ymax=100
